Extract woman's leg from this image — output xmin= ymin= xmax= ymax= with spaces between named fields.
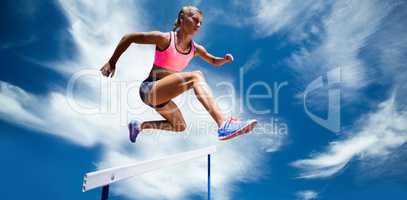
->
xmin=146 ymin=71 xmax=225 ymax=127
xmin=132 ymin=71 xmax=256 ymax=141
xmin=141 ymin=101 xmax=186 ymax=132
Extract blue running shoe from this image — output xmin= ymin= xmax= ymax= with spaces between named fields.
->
xmin=128 ymin=120 xmax=141 ymax=143
xmin=218 ymin=117 xmax=257 ymax=141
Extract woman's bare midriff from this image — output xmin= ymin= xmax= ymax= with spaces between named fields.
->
xmin=148 ymin=65 xmax=179 ymax=80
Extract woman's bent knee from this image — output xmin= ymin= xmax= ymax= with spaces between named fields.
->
xmin=189 ymin=70 xmax=205 ymax=85
xmin=192 ymin=70 xmax=203 ymax=79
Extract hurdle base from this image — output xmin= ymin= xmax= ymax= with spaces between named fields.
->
xmin=101 ymin=185 xmax=109 ymax=200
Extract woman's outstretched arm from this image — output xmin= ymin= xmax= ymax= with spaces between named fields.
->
xmin=101 ymin=31 xmax=169 ymax=77
xmin=195 ymin=44 xmax=234 ymax=67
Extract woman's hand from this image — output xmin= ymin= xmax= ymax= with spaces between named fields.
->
xmin=100 ymin=61 xmax=116 ymax=78
xmin=224 ymin=54 xmax=234 ymax=63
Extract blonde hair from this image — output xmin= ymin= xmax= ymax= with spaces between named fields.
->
xmin=172 ymin=6 xmax=202 ymax=31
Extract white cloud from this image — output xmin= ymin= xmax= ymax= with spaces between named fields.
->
xmin=202 ymin=0 xmax=328 ymax=41
xmin=0 ymin=35 xmax=37 ymax=50
xmin=207 ymin=0 xmax=394 ymax=104
xmin=289 ymin=0 xmax=407 ymax=179
xmin=0 ymin=82 xmax=44 ymax=127
xmin=287 ymin=0 xmax=393 ymax=99
xmin=251 ymin=0 xmax=327 ymax=39
xmin=296 ymin=190 xmax=318 ymax=200
xmin=0 ymin=79 xmax=284 ymax=199
xmin=0 ymin=1 xmax=286 ymax=199
xmin=292 ymin=95 xmax=407 ymax=178
xmin=0 ymin=80 xmax=126 ymax=147
xmin=366 ymin=1 xmax=407 ymax=109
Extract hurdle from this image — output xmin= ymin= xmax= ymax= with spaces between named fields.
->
xmin=82 ymin=145 xmax=216 ymax=200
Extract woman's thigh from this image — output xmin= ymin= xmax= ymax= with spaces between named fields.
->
xmin=147 ymin=72 xmax=198 ymax=106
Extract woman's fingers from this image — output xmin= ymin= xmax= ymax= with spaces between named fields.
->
xmin=224 ymin=54 xmax=234 ymax=62
xmin=226 ymin=54 xmax=234 ymax=61
xmin=101 ymin=68 xmax=108 ymax=76
xmin=110 ymin=68 xmax=115 ymax=77
xmin=100 ymin=66 xmax=110 ymax=77
xmin=100 ymin=63 xmax=116 ymax=78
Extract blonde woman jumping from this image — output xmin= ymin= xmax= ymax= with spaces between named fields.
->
xmin=100 ymin=6 xmax=257 ymax=142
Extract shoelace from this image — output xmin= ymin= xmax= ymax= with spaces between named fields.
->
xmin=223 ymin=117 xmax=239 ymax=131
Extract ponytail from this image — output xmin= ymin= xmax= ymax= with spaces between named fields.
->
xmin=172 ymin=10 xmax=182 ymax=31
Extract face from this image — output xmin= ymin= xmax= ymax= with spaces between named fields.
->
xmin=180 ymin=10 xmax=203 ymax=35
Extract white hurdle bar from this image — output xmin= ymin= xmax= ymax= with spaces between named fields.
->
xmin=82 ymin=145 xmax=216 ymax=200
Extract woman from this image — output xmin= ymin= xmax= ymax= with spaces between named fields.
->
xmin=100 ymin=6 xmax=257 ymax=142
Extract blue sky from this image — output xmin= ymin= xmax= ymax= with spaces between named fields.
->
xmin=1 ymin=0 xmax=407 ymax=200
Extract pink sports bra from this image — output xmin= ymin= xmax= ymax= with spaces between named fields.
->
xmin=153 ymin=31 xmax=196 ymax=72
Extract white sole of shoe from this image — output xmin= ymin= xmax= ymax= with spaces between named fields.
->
xmin=219 ymin=119 xmax=257 ymax=141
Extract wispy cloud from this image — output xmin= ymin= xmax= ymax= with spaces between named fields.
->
xmin=286 ymin=0 xmax=393 ymax=98
xmin=250 ymin=0 xmax=328 ymax=40
xmin=292 ymin=95 xmax=407 ymax=178
xmin=204 ymin=0 xmax=396 ymax=102
xmin=290 ymin=0 xmax=407 ymax=179
xmin=201 ymin=0 xmax=328 ymax=41
xmin=233 ymin=0 xmax=407 ymax=181
xmin=240 ymin=50 xmax=262 ymax=74
xmin=365 ymin=1 xmax=407 ymax=109
xmin=0 ymin=35 xmax=37 ymax=50
xmin=296 ymin=190 xmax=318 ymax=200
xmin=0 ymin=1 xmax=285 ymax=199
